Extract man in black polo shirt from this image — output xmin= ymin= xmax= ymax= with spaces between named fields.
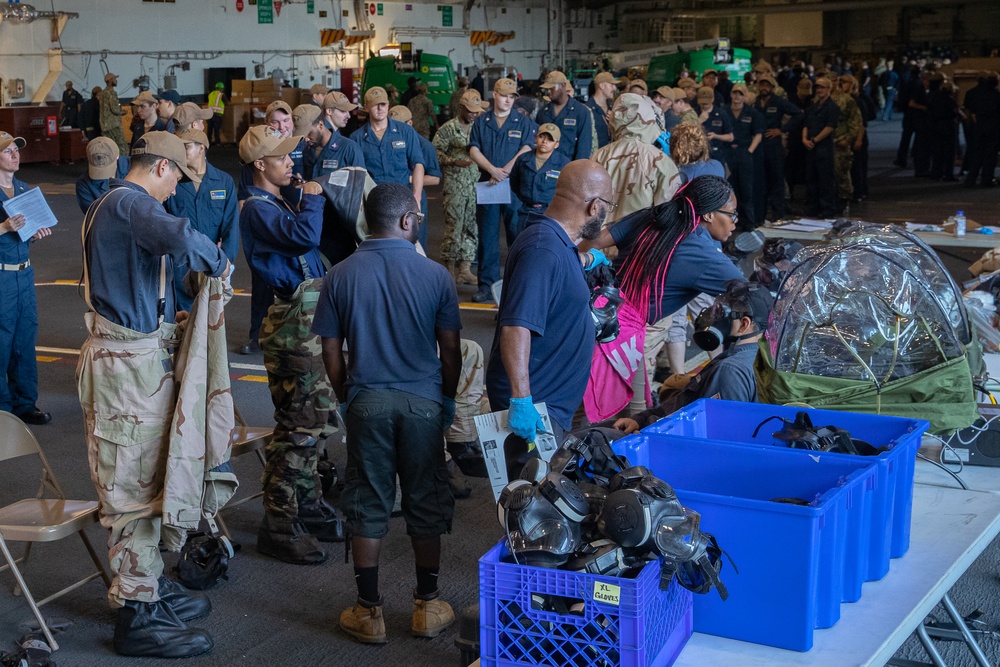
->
xmin=313 ymin=183 xmax=462 ymax=645
xmin=802 ymin=77 xmax=840 ymax=218
xmin=485 ymin=159 xmax=612 ymax=441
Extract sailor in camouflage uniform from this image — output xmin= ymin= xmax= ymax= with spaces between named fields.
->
xmin=592 ymin=93 xmax=681 ymax=224
xmin=433 ymin=89 xmax=488 ymax=284
xmin=239 ymin=126 xmax=344 ymax=566
xmin=78 ymin=132 xmax=228 ymax=659
xmin=833 ymin=75 xmax=863 ymax=212
xmin=99 ymin=72 xmax=129 ymax=155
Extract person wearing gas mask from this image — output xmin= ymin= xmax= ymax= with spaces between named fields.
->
xmin=614 ymin=280 xmax=773 ymax=433
xmin=591 ymin=93 xmax=680 ymax=225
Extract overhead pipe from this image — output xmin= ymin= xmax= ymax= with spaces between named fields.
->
xmin=623 ymin=0 xmax=995 ymax=19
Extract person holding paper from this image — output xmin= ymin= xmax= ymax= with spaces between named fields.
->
xmin=469 ymin=78 xmax=537 ymax=303
xmin=486 ymin=160 xmax=611 ymax=440
xmin=0 ymin=131 xmax=52 ymax=425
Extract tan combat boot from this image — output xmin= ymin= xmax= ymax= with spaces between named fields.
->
xmin=455 ymin=261 xmax=477 ymax=285
xmin=412 ymin=592 xmax=455 ymax=638
xmin=442 ymin=259 xmax=458 ymax=281
xmin=340 ymin=598 xmax=387 ymax=644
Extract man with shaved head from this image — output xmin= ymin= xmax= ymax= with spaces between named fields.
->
xmin=485 ymin=159 xmax=612 ymax=442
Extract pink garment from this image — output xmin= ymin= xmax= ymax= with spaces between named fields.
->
xmin=584 ymin=299 xmax=650 ymax=422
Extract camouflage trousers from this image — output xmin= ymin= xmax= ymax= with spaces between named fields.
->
xmin=259 ymin=278 xmax=335 ymax=519
xmin=441 ymin=190 xmax=478 ymax=262
xmin=447 ymin=339 xmax=486 ymax=443
xmin=835 ymin=146 xmax=854 ymax=202
xmin=102 ymin=126 xmax=129 ymax=156
xmin=77 ymin=312 xmax=179 ymax=608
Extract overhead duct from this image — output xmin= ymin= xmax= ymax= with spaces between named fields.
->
xmin=0 ymin=4 xmax=79 ymax=23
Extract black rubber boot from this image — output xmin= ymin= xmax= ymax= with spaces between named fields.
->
xmin=113 ymin=600 xmax=213 ymax=658
xmin=256 ymin=514 xmax=328 ymax=564
xmin=157 ymin=576 xmax=212 ymax=622
xmin=299 ymin=504 xmax=347 ymax=543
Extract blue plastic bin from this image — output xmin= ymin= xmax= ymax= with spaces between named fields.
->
xmin=613 ymin=433 xmax=878 ymax=651
xmin=643 ymin=399 xmax=929 ymax=572
xmin=479 ymin=539 xmax=693 ymax=667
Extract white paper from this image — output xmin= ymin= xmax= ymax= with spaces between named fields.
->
xmin=475 ymin=179 xmax=511 ymax=205
xmin=474 ymin=403 xmax=559 ymax=501
xmin=905 ymin=222 xmax=944 ymax=232
xmin=3 ymin=188 xmax=58 ymax=242
xmin=774 ymin=218 xmax=835 ymax=233
xmin=327 ymin=170 xmax=349 ymax=187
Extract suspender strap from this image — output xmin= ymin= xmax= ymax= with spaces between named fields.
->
xmin=81 ymin=188 xmax=168 ymax=324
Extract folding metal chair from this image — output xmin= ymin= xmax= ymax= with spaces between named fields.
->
xmin=0 ymin=411 xmax=111 ymax=650
xmin=213 ymin=407 xmax=272 ymax=540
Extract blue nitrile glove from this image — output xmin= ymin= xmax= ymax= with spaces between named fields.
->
xmin=508 ymin=396 xmax=545 ymax=441
xmin=442 ymin=397 xmax=456 ymax=430
xmin=586 ymin=249 xmax=611 ymax=272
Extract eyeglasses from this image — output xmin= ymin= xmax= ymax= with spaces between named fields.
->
xmin=716 ymin=209 xmax=739 ymax=224
xmin=407 ymin=211 xmax=425 ymax=224
xmin=586 ymin=196 xmax=618 ymax=211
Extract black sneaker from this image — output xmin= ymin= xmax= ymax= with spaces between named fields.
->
xmin=471 ymin=289 xmax=494 ymax=304
xmin=15 ymin=407 xmax=51 ymax=425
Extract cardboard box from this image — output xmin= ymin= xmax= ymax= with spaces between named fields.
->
xmin=232 ymin=79 xmax=253 ymax=94
xmin=253 ymin=78 xmax=282 ymax=93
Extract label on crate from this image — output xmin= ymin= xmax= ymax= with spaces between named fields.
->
xmin=593 ymin=581 xmax=621 ymax=606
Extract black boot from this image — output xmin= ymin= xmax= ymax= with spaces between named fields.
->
xmin=299 ymin=504 xmax=347 ymax=543
xmin=113 ymin=600 xmax=213 ymax=658
xmin=256 ymin=514 xmax=328 ymax=564
xmin=158 ymin=576 xmax=212 ymax=622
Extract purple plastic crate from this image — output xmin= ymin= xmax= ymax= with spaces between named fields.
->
xmin=480 ymin=540 xmax=693 ymax=667
xmin=643 ymin=399 xmax=928 ymax=573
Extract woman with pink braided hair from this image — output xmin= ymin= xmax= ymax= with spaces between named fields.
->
xmin=581 ymin=175 xmax=743 ymax=419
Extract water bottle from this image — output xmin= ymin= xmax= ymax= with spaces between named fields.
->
xmin=955 ymin=210 xmax=966 ymax=236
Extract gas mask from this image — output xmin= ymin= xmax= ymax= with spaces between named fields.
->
xmin=692 ymin=299 xmax=745 ymax=351
xmin=497 ymin=468 xmax=590 ymax=568
xmin=598 ymin=467 xmax=729 ymax=599
xmin=587 ymin=265 xmax=624 ymax=344
xmin=175 ymin=531 xmax=234 ymax=590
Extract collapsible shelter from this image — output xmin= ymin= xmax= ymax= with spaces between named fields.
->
xmin=756 ymin=223 xmax=979 ymax=433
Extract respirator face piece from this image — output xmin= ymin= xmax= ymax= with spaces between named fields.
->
xmin=692 ymin=300 xmax=743 ymax=351
xmin=497 ymin=473 xmax=589 ymax=567
xmin=591 ymin=283 xmax=624 ymax=344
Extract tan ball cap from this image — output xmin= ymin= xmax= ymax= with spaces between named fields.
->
xmin=0 ymin=131 xmax=26 ymax=152
xmin=177 ymin=128 xmax=209 ymax=148
xmin=265 ymin=100 xmax=293 ymax=120
xmin=131 ymin=131 xmax=200 ymax=183
xmin=364 ymin=86 xmax=389 ymax=108
xmin=322 ymin=91 xmax=359 ymax=112
xmin=388 ymin=105 xmax=412 ymax=122
xmin=86 ymin=137 xmax=120 ymax=180
xmin=494 ymin=78 xmax=518 ymax=96
xmin=292 ymin=104 xmax=323 ymax=135
xmin=459 ymin=89 xmax=489 ymax=112
xmin=239 ymin=125 xmax=302 ymax=164
xmin=537 ymin=123 xmax=561 ymax=142
xmin=539 ymin=71 xmax=570 ymax=89
xmin=173 ymin=102 xmax=214 ymax=127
